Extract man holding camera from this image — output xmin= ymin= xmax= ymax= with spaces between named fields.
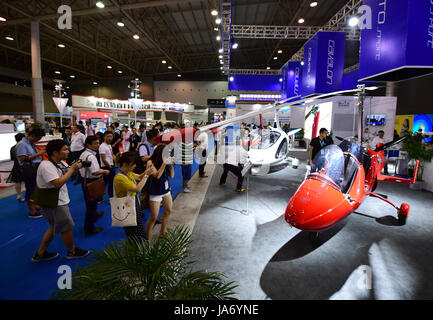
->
xmin=79 ymin=136 xmax=110 ymax=237
xmin=32 ymin=139 xmax=90 ymax=262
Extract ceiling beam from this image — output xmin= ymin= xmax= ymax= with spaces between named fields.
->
xmin=1 ymin=0 xmax=203 ymax=26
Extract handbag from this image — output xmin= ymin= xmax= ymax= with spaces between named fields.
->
xmin=83 ymin=155 xmax=106 ymax=202
xmin=110 ymin=173 xmax=137 ymax=227
xmin=30 ymin=186 xmax=59 ymax=208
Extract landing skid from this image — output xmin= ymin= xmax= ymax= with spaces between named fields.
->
xmin=369 ymin=192 xmax=409 ymax=225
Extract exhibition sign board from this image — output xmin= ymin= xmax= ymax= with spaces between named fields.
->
xmin=359 ymin=0 xmax=433 ymax=81
xmin=301 ymin=31 xmax=346 ymax=96
xmin=413 ymin=114 xmax=433 ymax=142
xmin=228 ymin=74 xmax=282 ymax=92
xmin=79 ymin=111 xmax=110 ymax=120
xmin=395 ymin=115 xmax=414 ymax=137
xmin=72 ymin=95 xmax=194 ymax=113
xmin=281 ymin=61 xmax=302 ymax=100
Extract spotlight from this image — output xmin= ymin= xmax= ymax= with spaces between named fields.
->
xmin=211 ymin=10 xmax=218 ymax=16
xmin=219 ymin=55 xmax=223 ymax=59
xmin=58 ymin=44 xmax=65 ymax=48
xmin=229 ymin=76 xmax=234 ymax=82
xmin=93 ymin=81 xmax=98 ymax=85
xmin=348 ymin=16 xmax=359 ymax=28
xmin=70 ymin=75 xmax=75 ymax=78
xmin=215 ymin=18 xmax=221 ymax=24
xmin=266 ymin=67 xmax=270 ymax=70
xmin=216 ymin=35 xmax=221 ymax=41
xmin=0 ymin=17 xmax=7 ymax=22
xmin=162 ymin=60 xmax=167 ymax=64
xmin=214 ymin=27 xmax=219 ymax=31
xmin=219 ymin=48 xmax=223 ymax=53
xmin=310 ymin=2 xmax=318 ymax=7
xmin=232 ymin=43 xmax=239 ymax=49
xmin=279 ymin=78 xmax=283 ymax=82
xmin=107 ymin=65 xmax=112 ymax=69
xmin=168 ymin=66 xmax=173 ymax=69
xmin=301 ymin=61 xmax=305 ymax=66
xmin=5 ymin=35 xmax=14 ymax=41
xmin=177 ymin=74 xmax=181 ymax=78
xmin=298 ymin=18 xmax=305 ymax=24
xmin=55 ymin=71 xmax=61 ymax=74
xmin=118 ymin=70 xmax=123 ymax=74
xmin=278 ymin=50 xmax=282 ymax=54
xmin=96 ymin=1 xmax=105 ymax=9
xmin=133 ymin=34 xmax=140 ymax=40
xmin=273 ymin=56 xmax=278 ymax=60
xmin=117 ymin=21 xmax=125 ymax=27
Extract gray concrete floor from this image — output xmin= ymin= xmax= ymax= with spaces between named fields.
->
xmin=188 ymin=162 xmax=433 ymax=300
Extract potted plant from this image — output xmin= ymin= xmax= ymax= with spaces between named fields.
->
xmin=52 ymin=226 xmax=237 ymax=300
xmin=402 ymin=134 xmax=433 ymax=190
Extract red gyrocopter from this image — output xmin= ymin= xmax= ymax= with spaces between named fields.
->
xmin=284 ymin=135 xmax=419 ymax=236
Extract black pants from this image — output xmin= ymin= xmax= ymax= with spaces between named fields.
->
xmin=102 ymin=166 xmax=116 ymax=198
xmin=199 ymin=149 xmax=207 ymax=176
xmin=123 ymin=196 xmax=146 ymax=240
xmin=214 ymin=140 xmax=219 ymax=156
xmin=81 ymin=179 xmax=100 ymax=234
xmin=220 ymin=164 xmax=244 ymax=190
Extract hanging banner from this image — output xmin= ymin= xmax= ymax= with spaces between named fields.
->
xmin=52 ymin=97 xmax=69 ymax=114
xmin=301 ymin=31 xmax=346 ymax=96
xmin=359 ymin=0 xmax=433 ymax=82
xmin=286 ymin=61 xmax=302 ymax=100
xmin=228 ymin=74 xmax=282 ymax=91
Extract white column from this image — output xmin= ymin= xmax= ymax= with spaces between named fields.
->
xmin=31 ymin=20 xmax=45 ymax=123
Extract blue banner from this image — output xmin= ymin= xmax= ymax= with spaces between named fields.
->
xmin=228 ymin=74 xmax=282 ymax=91
xmin=301 ymin=31 xmax=346 ymax=96
xmin=281 ymin=61 xmax=302 ymax=100
xmin=359 ymin=0 xmax=433 ymax=81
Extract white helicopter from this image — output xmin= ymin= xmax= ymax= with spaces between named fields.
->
xmin=198 ymin=86 xmax=379 ymax=176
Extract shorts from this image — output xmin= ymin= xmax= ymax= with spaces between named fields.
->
xmin=181 ymin=164 xmax=192 ymax=181
xmin=149 ymin=191 xmax=171 ymax=203
xmin=41 ymin=205 xmax=75 ymax=235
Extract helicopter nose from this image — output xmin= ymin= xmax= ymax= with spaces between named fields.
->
xmin=285 ymin=178 xmax=351 ymax=232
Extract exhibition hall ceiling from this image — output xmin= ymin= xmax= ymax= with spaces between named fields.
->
xmin=0 ymin=0 xmax=355 ymax=81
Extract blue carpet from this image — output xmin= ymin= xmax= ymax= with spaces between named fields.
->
xmin=0 ymin=160 xmax=201 ymax=300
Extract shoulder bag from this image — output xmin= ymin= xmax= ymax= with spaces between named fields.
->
xmin=30 ymin=160 xmax=63 ymax=208
xmin=83 ymin=155 xmax=106 ymax=202
xmin=110 ymin=173 xmax=137 ymax=227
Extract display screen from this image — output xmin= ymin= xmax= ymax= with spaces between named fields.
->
xmin=366 ymin=114 xmax=386 ymax=126
xmin=16 ymin=123 xmax=25 ymax=132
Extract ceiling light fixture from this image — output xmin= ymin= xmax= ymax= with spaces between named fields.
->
xmin=168 ymin=66 xmax=173 ymax=69
xmin=216 ymin=35 xmax=221 ymax=41
xmin=0 ymin=17 xmax=7 ymax=22
xmin=273 ymin=56 xmax=278 ymax=60
xmin=177 ymin=74 xmax=181 ymax=78
xmin=93 ymin=81 xmax=98 ymax=85
xmin=219 ymin=55 xmax=223 ymax=59
xmin=266 ymin=67 xmax=271 ymax=70
xmin=55 ymin=71 xmax=61 ymax=74
xmin=215 ymin=18 xmax=221 ymax=24
xmin=219 ymin=48 xmax=223 ymax=53
xmin=118 ymin=70 xmax=123 ymax=74
xmin=211 ymin=10 xmax=218 ymax=16
xmin=96 ymin=1 xmax=105 ymax=9
xmin=117 ymin=21 xmax=125 ymax=27
xmin=58 ymin=44 xmax=65 ymax=48
xmin=5 ymin=35 xmax=14 ymax=41
xmin=214 ymin=27 xmax=219 ymax=31
xmin=70 ymin=75 xmax=75 ymax=78
xmin=232 ymin=43 xmax=239 ymax=49
xmin=107 ymin=65 xmax=112 ymax=69
xmin=298 ymin=18 xmax=305 ymax=24
xmin=348 ymin=16 xmax=359 ymax=28
xmin=162 ymin=60 xmax=167 ymax=64
xmin=278 ymin=50 xmax=282 ymax=54
xmin=301 ymin=61 xmax=305 ymax=66
xmin=133 ymin=34 xmax=140 ymax=40
xmin=279 ymin=78 xmax=283 ymax=82
xmin=229 ymin=76 xmax=234 ymax=82
xmin=310 ymin=2 xmax=318 ymax=7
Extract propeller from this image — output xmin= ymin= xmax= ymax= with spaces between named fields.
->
xmin=374 ymin=134 xmax=411 ymax=152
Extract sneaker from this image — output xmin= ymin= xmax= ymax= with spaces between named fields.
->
xmin=28 ymin=212 xmax=43 ymax=219
xmin=235 ymin=188 xmax=246 ymax=193
xmin=183 ymin=187 xmax=192 ymax=193
xmin=199 ymin=174 xmax=209 ymax=178
xmin=66 ymin=247 xmax=90 ymax=260
xmin=32 ymin=251 xmax=59 ymax=262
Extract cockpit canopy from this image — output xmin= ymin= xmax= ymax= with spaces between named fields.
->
xmin=249 ymin=129 xmax=281 ymax=150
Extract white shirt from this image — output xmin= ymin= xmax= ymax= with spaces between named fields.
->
xmin=99 ymin=142 xmax=114 ymax=166
xmin=197 ymin=132 xmax=209 ymax=150
xmin=79 ymin=149 xmax=102 ymax=179
xmin=36 ymin=160 xmax=70 ymax=206
xmin=70 ymin=132 xmax=86 ymax=152
xmin=370 ymin=136 xmax=385 ymax=149
xmin=221 ymin=145 xmax=249 ymax=166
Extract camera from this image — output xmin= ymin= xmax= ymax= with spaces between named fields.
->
xmin=81 ymin=160 xmax=92 ymax=168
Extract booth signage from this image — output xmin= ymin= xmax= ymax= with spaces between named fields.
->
xmin=301 ymin=31 xmax=346 ymax=96
xmin=72 ymin=95 xmax=194 ymax=113
xmin=282 ymin=61 xmax=302 ymax=100
xmin=225 ymin=96 xmax=237 ymax=109
xmin=228 ymin=74 xmax=282 ymax=92
xmin=359 ymin=0 xmax=433 ymax=81
xmin=79 ymin=111 xmax=110 ymax=120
